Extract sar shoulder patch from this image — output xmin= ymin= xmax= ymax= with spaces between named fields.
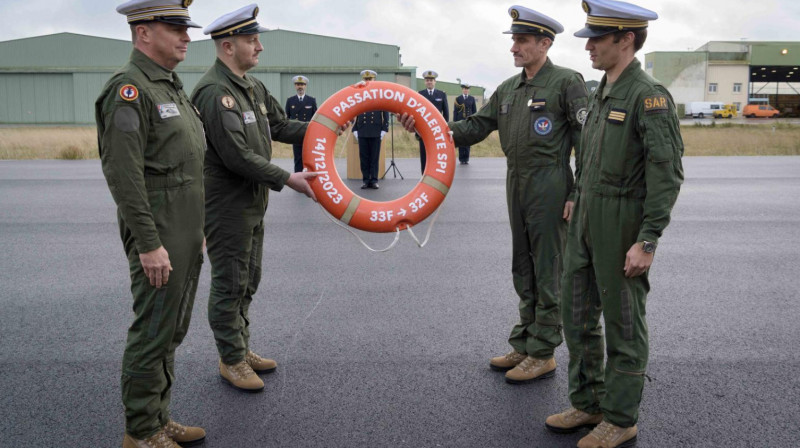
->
xmin=119 ymin=84 xmax=139 ymax=102
xmin=643 ymin=95 xmax=669 ymax=114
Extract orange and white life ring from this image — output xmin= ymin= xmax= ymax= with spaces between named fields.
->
xmin=302 ymin=81 xmax=456 ymax=233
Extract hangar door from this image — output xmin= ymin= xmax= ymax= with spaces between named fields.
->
xmin=0 ymin=73 xmax=74 ymax=124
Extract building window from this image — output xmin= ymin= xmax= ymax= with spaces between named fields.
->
xmin=733 ymin=102 xmax=741 ymax=111
xmin=646 ymin=61 xmax=653 ymax=69
xmin=733 ymin=83 xmax=742 ymax=93
xmin=708 ymin=83 xmax=718 ymax=93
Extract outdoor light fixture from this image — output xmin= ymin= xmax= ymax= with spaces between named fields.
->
xmin=781 ymin=48 xmax=788 ymax=55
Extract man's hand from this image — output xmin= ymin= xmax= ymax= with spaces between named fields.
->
xmin=140 ymin=246 xmax=172 ymax=289
xmin=380 ymin=130 xmax=387 ymax=140
xmin=353 ymin=131 xmax=358 ymax=140
xmin=396 ymin=113 xmax=416 ymax=132
xmin=336 ymin=121 xmax=351 ymax=136
xmin=624 ymin=242 xmax=654 ymax=278
xmin=563 ymin=201 xmax=575 ymax=223
xmin=286 ymin=171 xmax=318 ymax=201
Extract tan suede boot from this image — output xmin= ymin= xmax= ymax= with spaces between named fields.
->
xmin=122 ymin=430 xmax=180 ymax=448
xmin=545 ymin=407 xmax=604 ymax=433
xmin=577 ymin=420 xmax=638 ymax=448
xmin=246 ymin=350 xmax=277 ymax=373
xmin=219 ymin=359 xmax=265 ymax=392
xmin=489 ymin=350 xmax=527 ymax=371
xmin=163 ymin=420 xmax=206 ymax=446
xmin=504 ymin=356 xmax=556 ymax=384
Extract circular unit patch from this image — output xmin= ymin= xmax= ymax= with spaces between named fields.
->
xmin=119 ymin=84 xmax=139 ymax=102
xmin=220 ymin=96 xmax=236 ymax=109
xmin=577 ymin=108 xmax=588 ymax=125
xmin=534 ymin=116 xmax=553 ymax=136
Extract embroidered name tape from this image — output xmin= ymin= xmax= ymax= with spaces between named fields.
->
xmin=242 ymin=111 xmax=257 ymax=124
xmin=157 ymin=103 xmax=180 ymax=119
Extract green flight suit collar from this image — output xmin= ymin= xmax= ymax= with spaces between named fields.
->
xmin=515 ymin=57 xmax=554 ymax=88
xmin=597 ymin=58 xmax=641 ymax=100
xmin=130 ymin=48 xmax=182 ymax=88
xmin=214 ymin=58 xmax=254 ymax=90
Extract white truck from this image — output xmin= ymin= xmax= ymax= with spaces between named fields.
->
xmin=685 ymin=101 xmax=725 ymax=118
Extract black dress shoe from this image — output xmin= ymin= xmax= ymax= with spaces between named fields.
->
xmin=369 ymin=183 xmax=379 ymax=189
xmin=360 ymin=183 xmax=369 ymax=189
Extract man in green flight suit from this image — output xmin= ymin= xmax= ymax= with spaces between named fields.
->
xmin=95 ymin=1 xmax=207 ymax=446
xmin=191 ymin=4 xmax=318 ymax=393
xmin=544 ymin=1 xmax=684 ymax=447
xmin=449 ymin=5 xmax=589 ymax=384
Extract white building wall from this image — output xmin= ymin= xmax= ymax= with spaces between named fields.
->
xmin=662 ymin=61 xmax=707 ymax=107
xmin=705 ymin=64 xmax=750 ymax=109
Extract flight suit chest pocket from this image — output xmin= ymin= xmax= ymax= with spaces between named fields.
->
xmin=149 ymin=88 xmax=197 ymax=163
xmin=599 ymin=104 xmax=632 ymax=178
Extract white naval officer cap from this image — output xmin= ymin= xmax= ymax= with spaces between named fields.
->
xmin=574 ymin=0 xmax=658 ymax=38
xmin=422 ymin=70 xmax=438 ymax=79
xmin=292 ymin=75 xmax=309 ymax=84
xmin=360 ymin=70 xmax=377 ymax=80
xmin=204 ymin=3 xmax=269 ymax=39
xmin=116 ymin=0 xmax=201 ymax=28
xmin=502 ymin=5 xmax=564 ymax=40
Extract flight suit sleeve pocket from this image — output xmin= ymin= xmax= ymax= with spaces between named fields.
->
xmin=641 ymin=118 xmax=677 ymax=163
xmin=222 ymin=110 xmax=243 ymax=132
xmin=113 ymin=106 xmax=140 ymax=133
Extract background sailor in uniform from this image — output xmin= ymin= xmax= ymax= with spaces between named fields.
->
xmin=447 ymin=6 xmax=589 ymax=385
xmin=545 ymin=1 xmax=684 ymax=447
xmin=95 ymin=0 xmax=207 ymax=446
xmin=352 ymin=69 xmax=390 ymax=189
xmin=417 ymin=70 xmax=449 ymax=173
xmin=453 ymin=83 xmax=477 ymax=164
xmin=190 ymin=4 xmax=318 ymax=393
xmin=285 ymin=75 xmax=317 ymax=173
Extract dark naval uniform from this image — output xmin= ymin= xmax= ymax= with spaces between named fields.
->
xmin=96 ymin=48 xmax=206 ymax=439
xmin=191 ymin=59 xmax=306 ymax=366
xmin=353 ymin=110 xmax=390 ymax=186
xmin=450 ymin=58 xmax=588 ymax=361
xmin=453 ymin=93 xmax=477 ymax=163
xmin=285 ymin=94 xmax=317 ymax=173
xmin=561 ymin=58 xmax=683 ymax=428
xmin=417 ymin=88 xmax=449 ymax=172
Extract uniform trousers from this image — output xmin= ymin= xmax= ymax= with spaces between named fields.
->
xmin=561 ymin=192 xmax=649 ymax=428
xmin=206 ymin=212 xmax=265 ymax=365
xmin=506 ymin=164 xmax=570 ymax=358
xmin=358 ymin=137 xmax=381 ymax=184
xmin=119 ymin=186 xmax=204 ymax=439
xmin=292 ymin=143 xmax=303 ymax=173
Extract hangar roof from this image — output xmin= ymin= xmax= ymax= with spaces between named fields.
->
xmin=0 ymin=31 xmax=411 ymax=74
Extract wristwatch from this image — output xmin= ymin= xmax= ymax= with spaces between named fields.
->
xmin=641 ymin=241 xmax=656 ymax=254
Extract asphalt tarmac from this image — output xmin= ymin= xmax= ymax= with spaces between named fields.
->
xmin=0 ymin=156 xmax=798 ymax=447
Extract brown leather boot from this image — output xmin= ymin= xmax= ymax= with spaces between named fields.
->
xmin=163 ymin=420 xmax=206 ymax=446
xmin=219 ymin=359 xmax=265 ymax=392
xmin=577 ymin=420 xmax=638 ymax=448
xmin=246 ymin=350 xmax=277 ymax=373
xmin=122 ymin=430 xmax=180 ymax=448
xmin=504 ymin=356 xmax=556 ymax=384
xmin=489 ymin=350 xmax=527 ymax=371
xmin=545 ymin=407 xmax=604 ymax=433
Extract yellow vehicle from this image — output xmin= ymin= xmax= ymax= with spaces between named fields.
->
xmin=713 ymin=104 xmax=738 ymax=119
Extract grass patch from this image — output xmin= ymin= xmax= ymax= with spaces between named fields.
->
xmin=1 ymin=122 xmax=798 ymax=160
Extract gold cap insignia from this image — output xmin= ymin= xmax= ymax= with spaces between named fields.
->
xmin=183 ymin=0 xmax=192 ymax=7
xmin=510 ymin=9 xmax=519 ymax=19
xmin=254 ymin=6 xmax=259 ymax=16
xmin=582 ymin=1 xmax=590 ymax=13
